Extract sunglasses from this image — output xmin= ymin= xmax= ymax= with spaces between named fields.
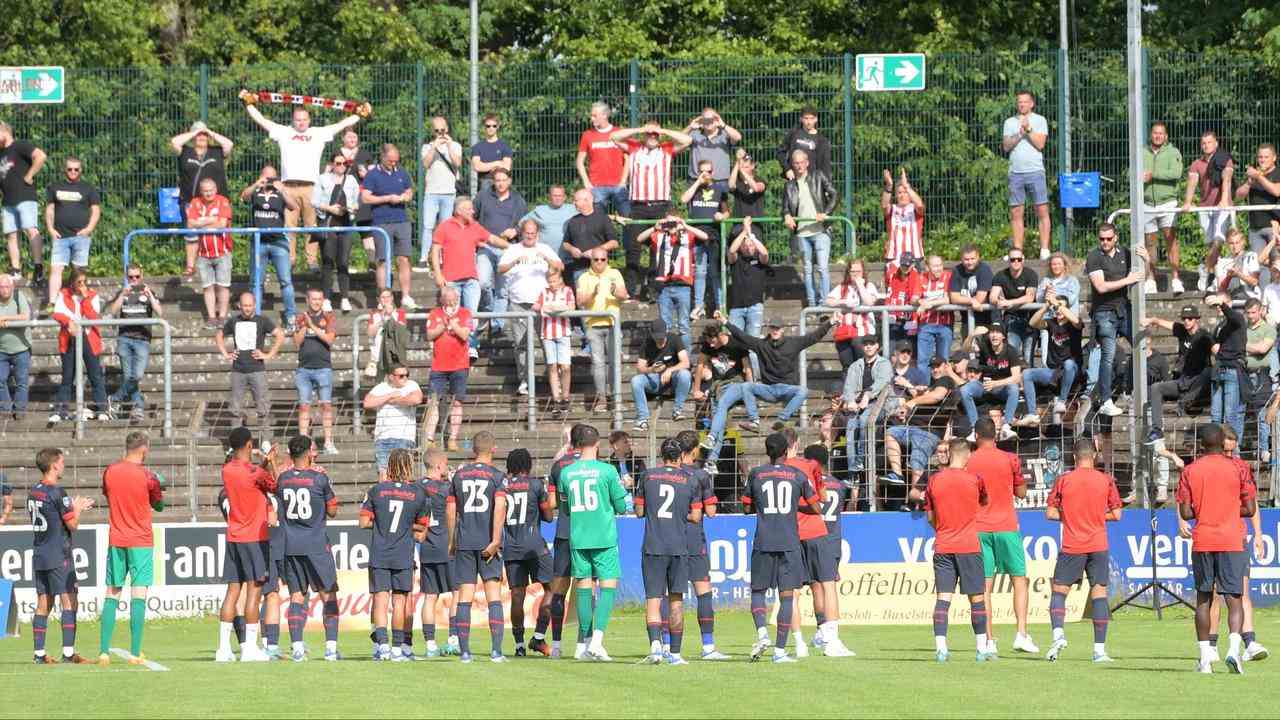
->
xmin=591 ymin=257 xmax=608 ymax=263
xmin=332 ymin=161 xmax=346 ymax=167
xmin=1099 ymin=235 xmax=1116 ymax=242
xmin=392 ymin=372 xmax=409 ymax=378
xmin=433 ymin=128 xmax=448 ymax=134
xmin=66 ymin=168 xmax=82 ymax=173
xmin=484 ymin=123 xmax=499 ymax=128
xmin=1008 ymin=257 xmax=1024 ymax=262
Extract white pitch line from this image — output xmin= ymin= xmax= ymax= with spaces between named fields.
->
xmin=110 ymin=648 xmax=170 ymax=671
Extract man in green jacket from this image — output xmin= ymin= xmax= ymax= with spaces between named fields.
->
xmin=1142 ymin=121 xmax=1184 ymax=294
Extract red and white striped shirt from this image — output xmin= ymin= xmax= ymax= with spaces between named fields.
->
xmin=538 ymin=285 xmax=576 ymax=339
xmin=916 ymin=270 xmax=954 ymax=326
xmin=185 ymin=194 xmax=234 ymax=258
xmin=884 ymin=203 xmax=924 ymax=261
xmin=626 ymin=140 xmax=674 ymax=202
xmin=650 ymin=229 xmax=696 ymax=285
xmin=884 ymin=266 xmax=923 ymax=322
xmin=826 ymin=280 xmax=880 ymax=341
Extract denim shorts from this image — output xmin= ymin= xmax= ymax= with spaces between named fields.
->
xmin=429 ymin=369 xmax=469 ymax=400
xmin=0 ymin=201 xmax=38 ymax=234
xmin=196 ymin=254 xmax=232 ymax=288
xmin=374 ymin=438 xmax=416 ymax=470
xmin=294 ymin=366 xmax=333 ymax=404
xmin=1008 ymin=171 xmax=1049 ymax=207
xmin=52 ymin=235 xmax=92 ymax=266
xmin=543 ymin=336 xmax=571 ymax=365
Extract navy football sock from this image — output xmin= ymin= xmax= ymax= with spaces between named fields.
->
xmin=933 ymin=599 xmax=951 ymax=639
xmin=549 ymin=593 xmax=566 ymax=642
xmin=32 ymin=614 xmax=47 ymax=654
xmin=61 ymin=609 xmax=76 ymax=653
xmin=696 ymin=592 xmax=714 ymax=645
xmin=970 ymin=600 xmax=989 ymax=637
xmin=1049 ymin=592 xmax=1067 ymax=634
xmin=488 ymin=601 xmax=504 ymax=656
xmin=233 ymin=615 xmax=247 ymax=644
xmin=775 ymin=596 xmax=793 ymax=650
xmin=456 ymin=602 xmax=472 ymax=655
xmin=287 ymin=602 xmax=306 ymax=644
xmin=750 ymin=591 xmax=768 ymax=630
xmin=322 ymin=600 xmax=339 ymax=644
xmin=1090 ymin=598 xmax=1109 ymax=644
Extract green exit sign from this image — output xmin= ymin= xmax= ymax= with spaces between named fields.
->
xmin=0 ymin=67 xmax=65 ymax=104
xmin=855 ymin=54 xmax=926 ymax=92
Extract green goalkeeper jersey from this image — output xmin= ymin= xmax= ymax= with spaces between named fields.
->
xmin=560 ymin=459 xmax=628 ymax=550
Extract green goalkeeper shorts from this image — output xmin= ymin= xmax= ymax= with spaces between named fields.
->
xmin=106 ymin=546 xmax=154 ymax=587
xmin=570 ymin=546 xmax=621 ymax=580
xmin=979 ymin=531 xmax=1027 ymax=578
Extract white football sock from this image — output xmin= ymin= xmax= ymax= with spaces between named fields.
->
xmin=975 ymin=633 xmax=987 ymax=652
xmin=935 ymin=636 xmax=948 ymax=653
xmin=218 ymin=621 xmax=233 ymax=652
xmin=1094 ymin=642 xmax=1106 ymax=656
xmin=1228 ymin=633 xmax=1243 ymax=658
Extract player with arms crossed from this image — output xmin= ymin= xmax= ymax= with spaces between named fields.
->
xmin=676 ymin=430 xmax=729 ymax=660
xmin=804 ymin=443 xmax=856 ymax=656
xmin=925 ymin=438 xmax=994 ymax=663
xmin=637 ymin=438 xmax=703 ymax=665
xmin=559 ymin=424 xmax=630 ymax=661
xmin=501 ymin=448 xmax=556 ymax=657
xmin=1177 ymin=423 xmax=1259 ymax=674
xmin=360 ymin=448 xmax=429 ymax=661
xmin=28 ymin=447 xmax=93 ymax=665
xmin=742 ymin=432 xmax=822 ymax=664
xmin=276 ymin=435 xmax=341 ymax=661
xmin=216 ymin=427 xmax=280 ymax=662
xmin=531 ymin=425 xmax=584 ymax=657
xmin=415 ymin=448 xmax=458 ymax=657
xmin=447 ymin=431 xmax=509 ymax=663
xmin=1044 ymin=438 xmax=1123 ymax=663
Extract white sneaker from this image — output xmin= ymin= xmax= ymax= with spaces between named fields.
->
xmin=1046 ymin=638 xmax=1068 ymax=662
xmin=468 ymin=347 xmax=479 ymax=360
xmin=794 ymin=638 xmax=809 ymax=658
xmin=1013 ymin=633 xmax=1040 ymax=654
xmin=1196 ymin=264 xmax=1209 ymax=292
xmin=689 ymin=307 xmax=704 ymax=321
xmin=215 ymin=648 xmax=237 ymax=663
xmin=1226 ymin=654 xmax=1244 ymax=674
xmin=999 ymin=423 xmax=1017 ymax=440
xmin=1014 ymin=414 xmax=1040 ymax=427
xmin=823 ymin=638 xmax=856 ymax=657
xmin=1197 ymin=659 xmax=1213 ymax=674
xmin=340 ymin=298 xmax=353 ymax=313
xmin=749 ymin=638 xmax=772 ymax=662
xmin=1052 ymin=399 xmax=1067 ymax=414
xmin=401 ymin=295 xmax=418 ymax=310
xmin=1244 ymin=642 xmax=1269 ymax=661
xmin=1155 ymin=486 xmax=1168 ymax=504
xmin=240 ymin=646 xmax=270 ymax=662
xmin=1040 ymin=247 xmax=1051 ymax=260
xmin=1170 ymin=276 xmax=1185 ymax=294
xmin=364 ymin=361 xmax=378 ymax=378
xmin=47 ymin=413 xmax=61 ymax=424
xmin=1208 ymin=647 xmax=1221 ymax=663
xmin=322 ymin=299 xmax=333 ymax=313
xmin=586 ymin=644 xmax=612 ymax=662
xmin=1097 ymin=400 xmax=1124 ymax=416
xmin=965 ymin=432 xmax=976 ymax=442
xmin=323 ymin=442 xmax=339 ymax=456
xmin=517 ymin=382 xmax=528 ymax=396
xmin=1143 ymin=279 xmax=1158 ymax=295
xmin=986 ymin=638 xmax=999 ymax=656
xmin=573 ymin=643 xmax=587 ymax=660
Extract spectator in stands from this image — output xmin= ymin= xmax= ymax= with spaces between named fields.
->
xmin=499 ymin=219 xmax=563 ymax=394
xmin=336 ymin=129 xmax=378 ymax=263
xmin=240 ymin=165 xmax=299 ymax=330
xmin=186 ymin=178 xmax=233 ymax=328
xmin=0 ymin=122 xmax=47 ymax=285
xmin=522 ymin=185 xmax=577 ymax=259
xmin=418 ymin=116 xmax=464 ymax=270
xmin=50 ymin=267 xmax=107 ymax=423
xmin=1183 ymin=130 xmax=1235 ymax=291
xmin=1205 ymin=227 xmax=1261 ymax=301
xmin=364 ymin=288 xmax=407 ymax=378
xmin=880 ymin=168 xmax=924 ymax=262
xmin=242 ymin=97 xmax=363 ymax=271
xmin=475 ymin=167 xmax=526 ymax=335
xmin=637 ymin=212 xmax=707 ymax=350
xmin=889 ymin=340 xmax=930 ymax=399
xmin=534 ymin=267 xmax=575 ymax=419
xmin=1243 ymin=297 xmax=1275 ymax=458
xmin=948 ymin=244 xmax=994 ymax=330
xmin=991 ymin=247 xmax=1039 ymax=364
xmin=424 ymin=286 xmax=474 ymax=451
xmin=884 ymin=354 xmax=961 ymax=499
xmin=1208 ymin=292 xmax=1247 ymax=439
xmin=563 ymin=188 xmax=619 ymax=286
xmin=726 ymin=218 xmax=769 ymax=375
xmin=1037 ymin=252 xmax=1081 ymax=315
xmin=685 ymin=107 xmax=741 ymax=182
xmin=843 ymin=336 xmax=890 ymax=474
xmin=432 ymin=197 xmax=503 ymax=358
xmin=632 ymin=318 xmax=692 ymax=431
xmin=691 ymin=322 xmax=751 ymax=421
xmin=293 ymin=288 xmax=338 ymax=455
xmin=0 ymin=273 xmax=32 ymax=418
xmin=1236 ymin=142 xmax=1280 ymax=286
xmin=885 ymin=253 xmax=923 ymax=344
xmin=362 ymin=144 xmax=415 ymax=307
xmin=313 ymin=151 xmax=360 ymax=313
xmin=43 ymin=156 xmax=100 ymax=307
xmin=680 ymin=158 xmax=730 ymax=318
xmin=1022 ymin=286 xmax=1083 ymax=426
xmin=1001 ymin=90 xmax=1051 ymax=259
xmin=471 ymin=113 xmax=514 ymax=191
xmin=577 ymin=102 xmax=630 ymax=215
xmin=607 ymin=430 xmax=647 ymax=490
xmin=730 ymin=313 xmax=835 ymax=430
xmin=959 ymin=323 xmax=1021 ymax=440
xmin=172 ymin=121 xmax=233 ymax=280
xmin=1142 ymin=121 xmax=1184 ymax=294
xmin=827 ymin=259 xmax=880 ymax=372
xmin=1086 ymin=222 xmax=1147 ymax=419
xmin=728 ymin=148 xmax=767 ymax=227
xmin=576 ymin=248 xmax=627 ymax=413
xmin=702 ymin=314 xmax=760 ymax=472
xmin=916 ymin=255 xmax=954 ymax=370
xmin=776 ymin=106 xmax=832 ymax=180
xmin=611 ymin=121 xmax=693 ymax=302
xmin=783 ymin=149 xmax=839 ymax=308
xmin=362 ymin=363 xmax=422 ymax=481
xmin=215 ymin=291 xmax=284 ymax=429
xmin=107 ymin=263 xmax=162 ymax=423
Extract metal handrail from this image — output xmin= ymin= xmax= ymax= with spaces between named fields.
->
xmin=1106 ymin=203 xmax=1280 ymax=226
xmin=120 ymin=225 xmax=394 ymax=292
xmin=862 ymin=384 xmax=893 ymax=512
xmin=10 ymin=317 xmax=174 ymax=439
xmin=558 ymin=310 xmax=625 ymax=432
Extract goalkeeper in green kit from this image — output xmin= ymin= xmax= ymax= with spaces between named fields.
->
xmin=557 ymin=424 xmax=629 ymax=662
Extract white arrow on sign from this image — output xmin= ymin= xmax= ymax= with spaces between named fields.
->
xmin=37 ymin=72 xmax=58 ymax=97
xmin=893 ymin=63 xmax=919 ymax=85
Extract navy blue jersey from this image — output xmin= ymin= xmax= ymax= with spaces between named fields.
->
xmin=680 ymin=463 xmax=717 ymax=553
xmin=449 ymin=463 xmax=506 ymax=551
xmin=28 ymin=482 xmax=73 ymax=571
xmin=361 ymin=481 xmax=429 ymax=570
xmin=743 ymin=464 xmax=817 ymax=552
xmin=548 ymin=452 xmax=581 ymax=540
xmin=635 ymin=465 xmax=701 ymax=556
xmin=275 ymin=468 xmax=337 ymax=556
xmin=502 ymin=474 xmax=550 ymax=560
xmin=817 ymin=473 xmax=850 ymax=538
xmin=418 ymin=477 xmax=451 ymax=563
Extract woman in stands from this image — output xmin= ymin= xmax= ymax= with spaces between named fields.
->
xmin=50 ymin=267 xmax=109 ymax=423
xmin=827 ymin=259 xmax=881 ymax=372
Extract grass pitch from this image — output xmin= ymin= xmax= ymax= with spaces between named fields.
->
xmin=2 ymin=608 xmax=1276 ymax=717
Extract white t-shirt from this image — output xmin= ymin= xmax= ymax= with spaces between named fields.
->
xmin=1265 ymin=282 xmax=1280 ymax=325
xmin=1214 ymin=251 xmax=1261 ymax=300
xmin=1002 ymin=112 xmax=1049 ymax=174
xmin=500 ymin=243 xmax=555 ymax=304
xmin=370 ymin=379 xmax=420 ymax=442
xmin=268 ymin=123 xmax=339 ymax=183
xmin=421 ymin=140 xmax=464 ymax=195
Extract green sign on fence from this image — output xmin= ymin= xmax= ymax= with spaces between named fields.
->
xmin=855 ymin=54 xmax=925 ymax=92
xmin=0 ymin=66 xmax=65 ymax=104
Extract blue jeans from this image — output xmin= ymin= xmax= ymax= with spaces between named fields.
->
xmin=631 ymin=370 xmax=692 ymax=422
xmin=657 ymin=284 xmax=693 ymax=350
xmin=254 ymin=240 xmax=297 ymax=322
xmin=1211 ymin=366 xmax=1244 ymax=439
xmin=56 ymin=342 xmax=108 ymax=415
xmin=1091 ymin=306 xmax=1125 ymax=403
xmin=887 ymin=426 xmax=941 ymax=472
xmin=1021 ymin=361 xmax=1077 ymax=415
xmin=590 ymin=185 xmax=630 ymax=217
xmin=1004 ymin=315 xmax=1038 ymax=366
xmin=729 ymin=303 xmax=764 ymax=377
xmin=374 ymin=438 xmax=416 ymax=470
xmin=692 ymin=245 xmax=724 ymax=314
xmin=916 ymin=324 xmax=953 ymax=371
xmin=448 ymin=278 xmax=482 ymax=349
xmin=706 ymin=382 xmax=759 ymax=463
xmin=110 ymin=336 xmax=151 ymax=409
xmin=745 ymin=382 xmax=807 ymax=421
xmin=0 ymin=349 xmax=30 ymax=413
xmin=476 ymin=246 xmax=508 ymax=332
xmin=959 ymin=379 xmax=1020 ymax=425
xmin=798 ymin=232 xmax=831 ymax=307
xmin=844 ymin=406 xmax=881 ymax=470
xmin=420 ymin=193 xmax=456 ymax=262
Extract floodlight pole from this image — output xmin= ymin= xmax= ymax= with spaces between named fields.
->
xmin=469 ymin=0 xmax=480 ymax=193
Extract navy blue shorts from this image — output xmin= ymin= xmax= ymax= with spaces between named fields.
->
xmin=686 ymin=552 xmax=711 ymax=584
xmin=284 ymin=553 xmax=339 ymax=594
xmin=642 ymin=554 xmax=689 ymax=599
xmin=223 ymin=541 xmax=270 ymax=584
xmin=505 ymin=553 xmax=553 ymax=588
xmin=34 ymin=561 xmax=77 ymax=596
xmin=419 ymin=561 xmax=455 ymax=595
xmin=552 ymin=537 xmax=573 ymax=578
xmin=453 ymin=549 xmax=502 ymax=584
xmin=1052 ymin=551 xmax=1109 ymax=587
xmin=934 ymin=552 xmax=985 ymax=596
xmin=750 ymin=549 xmax=805 ymax=592
xmin=802 ymin=537 xmax=840 ymax=584
xmin=1192 ymin=550 xmax=1248 ymax=596
xmin=368 ymin=566 xmax=412 ymax=594
xmin=429 ymin=370 xmax=469 ymax=401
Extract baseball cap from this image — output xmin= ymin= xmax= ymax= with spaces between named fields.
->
xmin=987 ymin=321 xmax=1005 ymax=334
xmin=894 ymin=340 xmax=913 ymax=354
xmin=649 ymin=318 xmax=668 ymax=338
xmin=1180 ymin=306 xmax=1201 ymax=319
xmin=190 ymin=120 xmax=210 ymax=135
xmin=949 ymin=351 xmax=969 ymax=364
xmin=764 ymin=318 xmax=784 ymax=329
xmin=863 ymin=335 xmax=881 ymax=346
xmin=929 ymin=355 xmax=948 ymax=368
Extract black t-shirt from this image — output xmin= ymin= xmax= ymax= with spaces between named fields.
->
xmin=249 ymin=188 xmax=288 ymax=242
xmin=116 ymin=286 xmax=155 ymax=341
xmin=731 ymin=181 xmax=766 ymax=218
xmin=908 ymin=375 xmax=957 ymax=432
xmin=297 ymin=310 xmax=335 ymax=369
xmin=348 ymin=148 xmax=376 ymax=223
xmin=177 ymin=146 xmax=228 ymax=206
xmin=0 ymin=140 xmax=38 ymax=204
xmin=700 ymin=340 xmax=748 ymax=382
xmin=729 ymin=250 xmax=769 ymax=309
xmin=1085 ymin=247 xmax=1131 ymax=311
xmin=975 ymin=335 xmax=1022 ymax=380
xmin=992 ymin=266 xmax=1039 ymax=319
xmin=1171 ymin=322 xmax=1213 ymax=379
xmin=687 ymin=182 xmax=728 ymax=221
xmin=563 ymin=211 xmax=617 ymax=272
xmin=948 ymin=262 xmax=995 ymax=326
xmin=45 ymin=180 xmax=100 ymax=237
xmin=223 ymin=315 xmax=277 ymax=374
xmin=1213 ymin=308 xmax=1247 ymax=368
xmin=1247 ymin=167 xmax=1280 ymax=230
xmin=1044 ymin=317 xmax=1083 ymax=369
xmin=642 ymin=334 xmax=686 ymax=370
